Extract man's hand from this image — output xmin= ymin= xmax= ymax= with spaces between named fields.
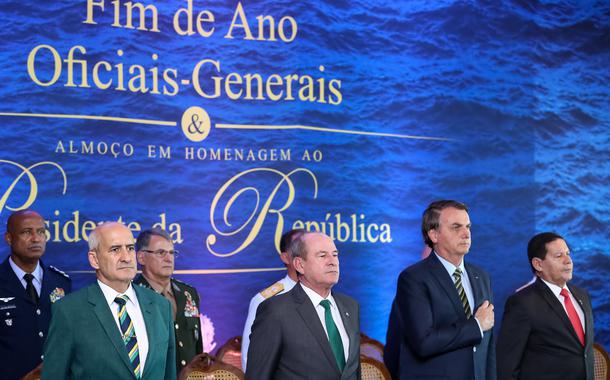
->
xmin=474 ymin=300 xmax=494 ymax=331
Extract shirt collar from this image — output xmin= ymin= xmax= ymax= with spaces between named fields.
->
xmin=434 ymin=251 xmax=465 ymax=276
xmin=540 ymin=277 xmax=568 ymax=297
xmin=283 ymin=274 xmax=297 ymax=288
xmin=300 ymin=282 xmax=337 ymax=309
xmin=97 ymin=280 xmax=138 ymax=308
xmin=141 ymin=274 xmax=172 ymax=295
xmin=9 ymin=256 xmax=43 ymax=283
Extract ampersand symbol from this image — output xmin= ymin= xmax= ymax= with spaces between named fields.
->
xmin=187 ymin=114 xmax=204 ymax=134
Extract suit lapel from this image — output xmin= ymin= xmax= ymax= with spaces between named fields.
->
xmin=293 ymin=283 xmax=341 ymax=375
xmin=427 ymin=254 xmax=465 ymax=317
xmin=172 ymin=279 xmax=186 ymax=320
xmin=568 ymin=285 xmax=593 ymax=346
xmin=88 ymin=283 xmax=135 ymax=377
xmin=535 ymin=279 xmax=582 ymax=345
xmin=0 ymin=258 xmax=30 ymax=303
xmin=135 ymin=285 xmax=156 ymax=379
xmin=334 ymin=293 xmax=358 ymax=375
xmin=465 ymin=264 xmax=483 ymax=306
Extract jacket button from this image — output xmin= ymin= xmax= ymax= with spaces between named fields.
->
xmin=181 ymin=360 xmax=186 ymax=366
xmin=38 ymin=331 xmax=44 ymax=337
xmin=36 ymin=309 xmax=41 ymax=315
xmin=179 ymin=341 xmax=184 ymax=347
xmin=175 ymin=324 xmax=179 ymax=330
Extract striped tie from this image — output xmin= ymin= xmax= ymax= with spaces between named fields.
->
xmin=115 ymin=295 xmax=141 ymax=379
xmin=453 ymin=268 xmax=472 ymax=318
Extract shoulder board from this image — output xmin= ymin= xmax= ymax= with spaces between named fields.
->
xmin=49 ymin=265 xmax=70 ymax=279
xmin=259 ymin=281 xmax=284 ymax=299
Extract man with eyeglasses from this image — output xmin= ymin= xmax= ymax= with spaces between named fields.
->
xmin=134 ymin=228 xmax=203 ymax=375
xmin=0 ymin=209 xmax=71 ymax=380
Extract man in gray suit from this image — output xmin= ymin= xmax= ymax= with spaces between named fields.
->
xmin=42 ymin=222 xmax=176 ymax=380
xmin=246 ymin=231 xmax=360 ymax=380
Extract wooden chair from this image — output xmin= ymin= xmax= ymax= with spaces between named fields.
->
xmin=360 ymin=333 xmax=385 ymax=362
xmin=179 ymin=353 xmax=244 ymax=380
xmin=594 ymin=343 xmax=610 ymax=380
xmin=215 ymin=336 xmax=243 ymax=371
xmin=21 ymin=363 xmax=42 ymax=380
xmin=360 ymin=355 xmax=391 ymax=380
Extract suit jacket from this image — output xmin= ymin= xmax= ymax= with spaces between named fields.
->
xmin=497 ymin=278 xmax=594 ymax=380
xmin=133 ymin=274 xmax=203 ymax=373
xmin=41 ymin=282 xmax=176 ymax=380
xmin=246 ymin=282 xmax=360 ymax=380
xmin=383 ymin=298 xmax=401 ymax=380
xmin=0 ymin=257 xmax=71 ymax=380
xmin=395 ymin=253 xmax=496 ymax=380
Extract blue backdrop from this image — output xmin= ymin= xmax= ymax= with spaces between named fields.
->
xmin=0 ymin=0 xmax=608 ymax=351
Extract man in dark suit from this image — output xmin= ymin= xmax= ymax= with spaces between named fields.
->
xmin=133 ymin=228 xmax=203 ymax=374
xmin=0 ymin=209 xmax=71 ymax=380
xmin=497 ymin=232 xmax=595 ymax=380
xmin=246 ymin=231 xmax=360 ymax=380
xmin=395 ymin=200 xmax=496 ymax=380
xmin=41 ymin=222 xmax=176 ymax=380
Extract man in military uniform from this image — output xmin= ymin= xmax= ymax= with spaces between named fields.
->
xmin=0 ymin=210 xmax=71 ymax=380
xmin=134 ymin=228 xmax=203 ymax=375
xmin=241 ymin=228 xmax=304 ymax=371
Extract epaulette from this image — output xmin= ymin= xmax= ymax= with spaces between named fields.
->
xmin=49 ymin=265 xmax=71 ymax=279
xmin=259 ymin=281 xmax=284 ymax=299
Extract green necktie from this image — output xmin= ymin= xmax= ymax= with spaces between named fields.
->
xmin=453 ymin=268 xmax=472 ymax=318
xmin=319 ymin=299 xmax=346 ymax=371
xmin=115 ymin=295 xmax=141 ymax=379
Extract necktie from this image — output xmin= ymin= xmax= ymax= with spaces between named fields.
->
xmin=560 ymin=288 xmax=585 ymax=346
xmin=23 ymin=273 xmax=39 ymax=303
xmin=319 ymin=299 xmax=346 ymax=371
xmin=453 ymin=268 xmax=472 ymax=318
xmin=115 ymin=296 xmax=141 ymax=379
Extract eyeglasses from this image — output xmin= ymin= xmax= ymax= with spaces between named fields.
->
xmin=141 ymin=249 xmax=179 ymax=258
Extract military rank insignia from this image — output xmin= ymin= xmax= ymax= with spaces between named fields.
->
xmin=184 ymin=290 xmax=199 ymax=317
xmin=49 ymin=287 xmax=65 ymax=303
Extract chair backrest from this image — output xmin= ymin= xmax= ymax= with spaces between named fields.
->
xmin=215 ymin=336 xmax=243 ymax=371
xmin=594 ymin=343 xmax=610 ymax=380
xmin=360 ymin=355 xmax=391 ymax=380
xmin=360 ymin=333 xmax=385 ymax=362
xmin=22 ymin=363 xmax=42 ymax=380
xmin=179 ymin=353 xmax=244 ymax=380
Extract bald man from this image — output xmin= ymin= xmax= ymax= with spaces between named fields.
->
xmin=0 ymin=209 xmax=71 ymax=380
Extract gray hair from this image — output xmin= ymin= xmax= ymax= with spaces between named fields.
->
xmin=135 ymin=228 xmax=172 ymax=251
xmin=289 ymin=231 xmax=316 ymax=261
xmin=87 ymin=222 xmax=124 ymax=251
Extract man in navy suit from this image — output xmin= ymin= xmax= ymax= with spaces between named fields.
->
xmin=497 ymin=232 xmax=595 ymax=380
xmin=394 ymin=200 xmax=496 ymax=380
xmin=0 ymin=210 xmax=71 ymax=380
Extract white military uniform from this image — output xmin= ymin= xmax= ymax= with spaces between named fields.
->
xmin=241 ymin=275 xmax=296 ymax=370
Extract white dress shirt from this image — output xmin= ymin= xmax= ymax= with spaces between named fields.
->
xmin=9 ymin=257 xmax=43 ymax=296
xmin=301 ymin=283 xmax=350 ymax=361
xmin=435 ymin=253 xmax=484 ymax=338
xmin=540 ymin=278 xmax=586 ymax=331
xmin=98 ymin=280 xmax=149 ymax=372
